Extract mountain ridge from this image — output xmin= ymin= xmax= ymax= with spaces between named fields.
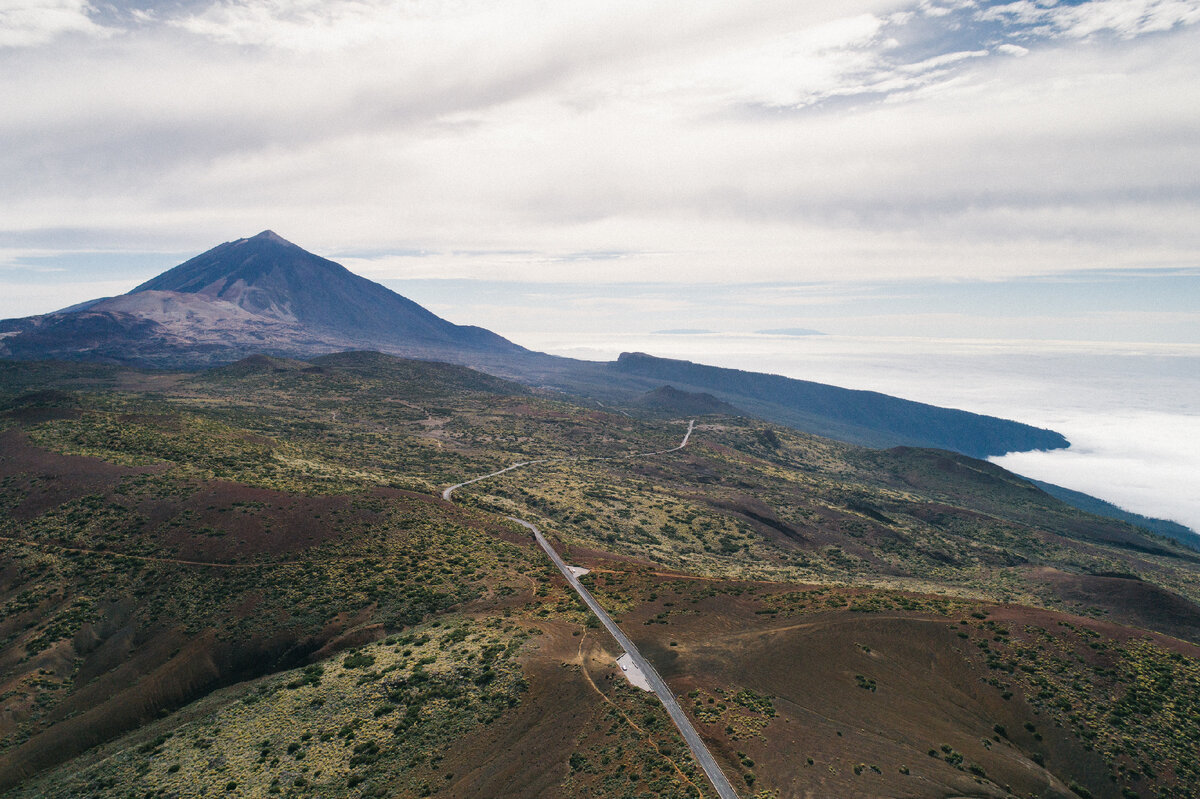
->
xmin=0 ymin=231 xmax=1067 ymax=459
xmin=610 ymin=351 xmax=1069 ymax=458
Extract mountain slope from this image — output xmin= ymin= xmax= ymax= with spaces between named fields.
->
xmin=0 ymin=231 xmax=1065 ymax=459
xmin=634 ymin=385 xmax=744 ymax=416
xmin=131 ymin=231 xmax=507 ymax=350
xmin=609 ymin=351 xmax=1068 ymax=458
xmin=1031 ymin=478 xmax=1199 ymax=550
xmin=0 ymin=358 xmax=1196 ymax=799
xmin=0 ymin=231 xmax=520 ymax=369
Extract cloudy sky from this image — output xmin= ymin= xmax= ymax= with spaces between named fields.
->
xmin=2 ymin=0 xmax=1199 ymax=340
xmin=3 ymin=0 xmax=1199 ymax=529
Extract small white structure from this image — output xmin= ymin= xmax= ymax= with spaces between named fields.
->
xmin=568 ymin=566 xmax=590 ymax=577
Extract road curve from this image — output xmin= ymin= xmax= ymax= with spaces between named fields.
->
xmin=441 ymin=459 xmax=545 ymax=501
xmin=441 ymin=419 xmax=695 ymax=501
xmin=510 ymin=516 xmax=740 ymax=799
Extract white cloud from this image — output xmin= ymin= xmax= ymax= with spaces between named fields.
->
xmin=0 ymin=0 xmax=109 ymax=47
xmin=995 ymin=43 xmax=1030 ymax=56
xmin=979 ymin=0 xmax=1200 ymax=39
xmin=898 ymin=48 xmax=989 ymax=73
xmin=0 ymin=279 xmax=133 ymax=317
xmin=0 ymin=0 xmax=1199 ymax=292
xmin=172 ymin=0 xmax=541 ymax=52
xmin=682 ymin=13 xmax=890 ymax=108
xmin=994 ymin=411 xmax=1200 ymax=532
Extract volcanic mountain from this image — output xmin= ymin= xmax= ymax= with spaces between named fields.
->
xmin=0 ymin=231 xmax=1068 ymax=458
xmin=0 ymin=231 xmax=520 ymax=369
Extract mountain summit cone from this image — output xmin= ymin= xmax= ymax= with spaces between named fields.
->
xmin=0 ymin=231 xmax=518 ymax=368
xmin=130 ymin=230 xmax=510 ymax=348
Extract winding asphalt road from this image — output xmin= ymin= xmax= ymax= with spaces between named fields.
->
xmin=442 ymin=420 xmax=738 ymax=799
xmin=442 ymin=459 xmax=542 ymax=500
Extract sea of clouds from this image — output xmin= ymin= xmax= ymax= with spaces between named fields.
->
xmin=525 ymin=332 xmax=1200 ymax=536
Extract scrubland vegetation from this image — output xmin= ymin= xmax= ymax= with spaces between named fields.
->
xmin=9 ymin=620 xmax=530 ymax=798
xmin=1 ymin=354 xmax=1198 ymax=798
